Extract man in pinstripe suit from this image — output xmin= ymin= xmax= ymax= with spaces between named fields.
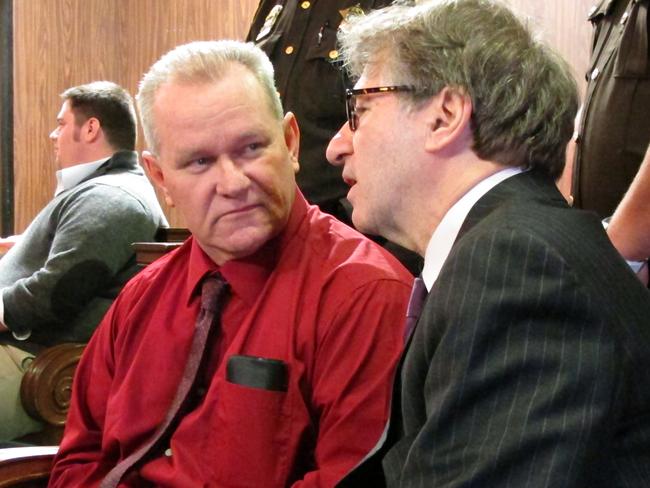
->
xmin=327 ymin=0 xmax=650 ymax=486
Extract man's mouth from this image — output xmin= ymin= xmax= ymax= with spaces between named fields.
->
xmin=220 ymin=204 xmax=260 ymax=218
xmin=343 ymin=176 xmax=357 ymax=187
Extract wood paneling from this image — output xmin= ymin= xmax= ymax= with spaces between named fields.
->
xmin=13 ymin=0 xmax=258 ymax=231
xmin=12 ymin=0 xmax=597 ymax=232
xmin=504 ymin=0 xmax=595 ymax=96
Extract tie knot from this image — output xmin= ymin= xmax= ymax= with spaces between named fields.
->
xmin=201 ymin=273 xmax=229 ymax=312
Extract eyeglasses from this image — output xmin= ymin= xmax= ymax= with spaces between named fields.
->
xmin=345 ymin=85 xmax=415 ymax=131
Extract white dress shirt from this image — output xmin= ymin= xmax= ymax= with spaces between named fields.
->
xmin=422 ymin=167 xmax=523 ymax=291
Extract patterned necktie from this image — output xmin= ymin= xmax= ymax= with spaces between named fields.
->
xmin=100 ymin=273 xmax=229 ymax=488
xmin=404 ymin=275 xmax=427 ymax=343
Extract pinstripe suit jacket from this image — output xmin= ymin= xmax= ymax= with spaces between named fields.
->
xmin=340 ymin=170 xmax=650 ymax=487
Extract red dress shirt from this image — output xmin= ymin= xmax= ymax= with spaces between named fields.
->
xmin=50 ymin=191 xmax=412 ymax=487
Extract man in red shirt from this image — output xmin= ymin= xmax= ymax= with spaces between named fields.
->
xmin=49 ymin=40 xmax=412 ymax=487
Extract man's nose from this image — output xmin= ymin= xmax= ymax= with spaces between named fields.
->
xmin=216 ymin=158 xmax=250 ymax=196
xmin=326 ymin=122 xmax=354 ymax=167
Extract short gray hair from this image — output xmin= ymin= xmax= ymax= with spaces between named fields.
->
xmin=338 ymin=0 xmax=578 ymax=178
xmin=136 ymin=40 xmax=284 ymax=155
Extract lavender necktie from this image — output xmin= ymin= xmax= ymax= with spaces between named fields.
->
xmin=100 ymin=273 xmax=229 ymax=488
xmin=404 ymin=275 xmax=427 ymax=343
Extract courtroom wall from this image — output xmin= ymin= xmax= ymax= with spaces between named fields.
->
xmin=13 ymin=0 xmax=259 ymax=231
xmin=13 ymin=0 xmax=596 ymax=231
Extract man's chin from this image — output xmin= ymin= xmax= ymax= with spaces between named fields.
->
xmin=351 ymin=211 xmax=374 ymax=235
xmin=201 ymin=227 xmax=275 ymax=263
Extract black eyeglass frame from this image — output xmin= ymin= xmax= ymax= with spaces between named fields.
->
xmin=345 ymin=85 xmax=415 ymax=131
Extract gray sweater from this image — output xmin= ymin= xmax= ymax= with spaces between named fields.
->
xmin=0 ymin=151 xmax=167 ymax=350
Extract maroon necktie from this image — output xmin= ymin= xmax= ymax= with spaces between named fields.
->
xmin=404 ymin=275 xmax=427 ymax=343
xmin=100 ymin=274 xmax=229 ymax=488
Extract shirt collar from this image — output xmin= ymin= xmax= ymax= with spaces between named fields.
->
xmin=54 ymin=157 xmax=110 ymax=196
xmin=422 ymin=167 xmax=523 ymax=291
xmin=185 ymin=187 xmax=307 ymax=307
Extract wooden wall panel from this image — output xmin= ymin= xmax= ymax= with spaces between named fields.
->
xmin=13 ymin=0 xmax=258 ymax=231
xmin=13 ymin=0 xmax=598 ymax=232
xmin=504 ymin=0 xmax=595 ymax=96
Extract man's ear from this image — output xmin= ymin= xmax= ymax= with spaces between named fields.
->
xmin=142 ymin=150 xmax=175 ymax=207
xmin=283 ymin=112 xmax=300 ymax=173
xmin=82 ymin=117 xmax=102 ymax=143
xmin=424 ymin=87 xmax=473 ymax=153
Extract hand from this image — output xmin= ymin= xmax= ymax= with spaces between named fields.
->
xmin=0 ymin=234 xmax=21 ymax=253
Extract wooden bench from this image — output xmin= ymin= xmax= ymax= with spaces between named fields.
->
xmin=0 ymin=447 xmax=57 ymax=488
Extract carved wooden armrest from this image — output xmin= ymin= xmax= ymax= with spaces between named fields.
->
xmin=20 ymin=343 xmax=85 ymax=427
xmin=0 ymin=447 xmax=57 ymax=488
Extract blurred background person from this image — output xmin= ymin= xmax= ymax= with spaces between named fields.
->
xmin=0 ymin=81 xmax=166 ymax=442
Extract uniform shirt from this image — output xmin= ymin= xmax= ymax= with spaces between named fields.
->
xmin=572 ymin=0 xmax=650 ymax=218
xmin=50 ymin=191 xmax=412 ymax=488
xmin=247 ymin=0 xmax=393 ymax=210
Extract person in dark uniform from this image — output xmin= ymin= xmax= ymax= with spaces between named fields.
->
xmin=247 ymin=0 xmax=423 ymax=275
xmin=571 ymin=0 xmax=650 ymax=219
xmin=247 ymin=1 xmax=393 ymax=223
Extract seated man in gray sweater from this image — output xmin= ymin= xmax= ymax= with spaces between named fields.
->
xmin=0 ymin=81 xmax=167 ymax=441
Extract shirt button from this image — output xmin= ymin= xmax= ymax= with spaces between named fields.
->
xmin=328 ymin=50 xmax=339 ymax=60
xmin=620 ymin=11 xmax=629 ymax=24
xmin=164 ymin=448 xmax=172 ymax=457
xmin=300 ymin=1 xmax=311 ymax=9
xmin=285 ymin=46 xmax=294 ymax=55
xmin=590 ymin=67 xmax=600 ymax=80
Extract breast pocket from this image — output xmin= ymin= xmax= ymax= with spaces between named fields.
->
xmin=208 ymin=357 xmax=291 ymax=487
xmin=612 ymin=1 xmax=649 ymax=79
xmin=614 ymin=3 xmax=650 ymax=160
xmin=301 ymin=25 xmax=346 ymax=120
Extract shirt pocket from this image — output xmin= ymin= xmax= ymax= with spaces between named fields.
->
xmin=300 ymin=25 xmax=346 ymax=120
xmin=613 ymin=0 xmax=649 ymax=78
xmin=209 ymin=379 xmax=291 ymax=487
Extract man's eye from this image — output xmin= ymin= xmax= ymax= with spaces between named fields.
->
xmin=242 ymin=143 xmax=264 ymax=156
xmin=191 ymin=157 xmax=212 ymax=166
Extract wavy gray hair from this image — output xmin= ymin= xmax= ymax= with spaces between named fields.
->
xmin=136 ymin=40 xmax=283 ymax=155
xmin=338 ymin=0 xmax=578 ymax=178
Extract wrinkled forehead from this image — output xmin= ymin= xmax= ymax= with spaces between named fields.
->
xmin=152 ymin=77 xmax=282 ymax=151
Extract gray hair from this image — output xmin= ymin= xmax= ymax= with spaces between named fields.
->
xmin=338 ymin=0 xmax=578 ymax=178
xmin=62 ymin=81 xmax=137 ymax=151
xmin=136 ymin=40 xmax=283 ymax=155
